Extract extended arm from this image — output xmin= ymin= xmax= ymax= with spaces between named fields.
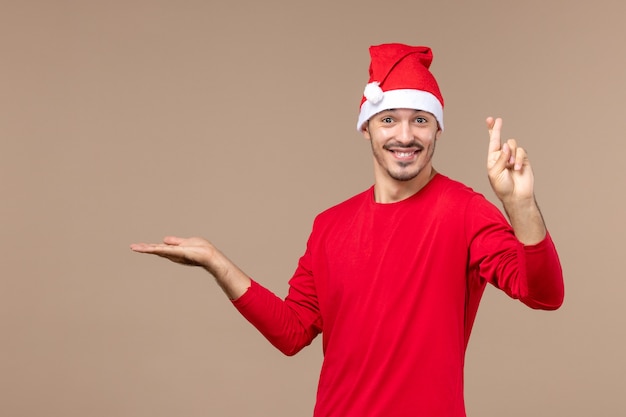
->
xmin=130 ymin=236 xmax=321 ymax=353
xmin=130 ymin=236 xmax=251 ymax=300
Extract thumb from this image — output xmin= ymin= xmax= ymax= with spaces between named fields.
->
xmin=163 ymin=236 xmax=185 ymax=245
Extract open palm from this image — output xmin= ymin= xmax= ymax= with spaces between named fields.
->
xmin=130 ymin=236 xmax=215 ymax=268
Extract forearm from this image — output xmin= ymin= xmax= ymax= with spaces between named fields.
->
xmin=233 ymin=280 xmax=320 ymax=356
xmin=520 ymin=232 xmax=564 ymax=309
xmin=202 ymin=246 xmax=320 ymax=355
xmin=501 ymin=196 xmax=546 ymax=245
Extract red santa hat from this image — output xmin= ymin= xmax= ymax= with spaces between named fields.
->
xmin=357 ymin=43 xmax=444 ymax=131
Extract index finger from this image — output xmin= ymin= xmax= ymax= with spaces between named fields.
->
xmin=486 ymin=116 xmax=503 ymax=154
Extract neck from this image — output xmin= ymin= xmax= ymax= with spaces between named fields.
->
xmin=374 ymin=167 xmax=437 ymax=204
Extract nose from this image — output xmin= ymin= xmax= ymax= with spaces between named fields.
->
xmin=397 ymin=120 xmax=414 ymax=144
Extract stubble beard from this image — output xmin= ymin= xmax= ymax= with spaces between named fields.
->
xmin=372 ymin=139 xmax=437 ymax=182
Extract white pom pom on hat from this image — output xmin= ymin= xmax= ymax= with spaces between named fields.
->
xmin=357 ymin=43 xmax=444 ymax=131
xmin=363 ymin=82 xmax=384 ymax=104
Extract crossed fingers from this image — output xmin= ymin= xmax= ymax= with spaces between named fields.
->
xmin=486 ymin=116 xmax=526 ymax=172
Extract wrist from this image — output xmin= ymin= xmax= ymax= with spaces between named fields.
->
xmin=201 ymin=246 xmax=227 ymax=277
xmin=501 ymin=195 xmax=537 ymax=216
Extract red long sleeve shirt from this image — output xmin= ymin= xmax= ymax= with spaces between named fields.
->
xmin=233 ymin=174 xmax=564 ymax=416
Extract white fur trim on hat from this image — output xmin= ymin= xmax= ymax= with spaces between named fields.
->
xmin=357 ymin=89 xmax=444 ymax=131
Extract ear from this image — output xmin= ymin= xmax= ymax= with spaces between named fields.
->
xmin=361 ymin=122 xmax=372 ymax=140
xmin=435 ymin=127 xmax=442 ymax=141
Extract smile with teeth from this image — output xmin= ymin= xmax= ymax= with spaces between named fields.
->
xmin=388 ymin=148 xmax=421 ymax=160
xmin=395 ymin=151 xmax=416 ymax=157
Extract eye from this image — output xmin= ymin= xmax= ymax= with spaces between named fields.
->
xmin=415 ymin=116 xmax=427 ymax=123
xmin=381 ymin=116 xmax=394 ymax=123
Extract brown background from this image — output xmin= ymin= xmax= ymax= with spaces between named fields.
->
xmin=2 ymin=0 xmax=625 ymax=416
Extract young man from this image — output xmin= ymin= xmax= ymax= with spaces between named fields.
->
xmin=131 ymin=43 xmax=564 ymax=416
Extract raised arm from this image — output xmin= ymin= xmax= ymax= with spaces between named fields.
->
xmin=486 ymin=117 xmax=546 ymax=245
xmin=130 ymin=236 xmax=251 ymax=300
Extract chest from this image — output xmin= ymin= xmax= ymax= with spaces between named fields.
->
xmin=312 ymin=204 xmax=469 ymax=316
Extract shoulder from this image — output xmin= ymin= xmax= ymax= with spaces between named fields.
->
xmin=313 ymin=187 xmax=372 ymax=226
xmin=426 ymin=174 xmax=483 ymax=206
xmin=432 ymin=173 xmax=475 ymax=194
xmin=436 ymin=175 xmax=510 ymax=230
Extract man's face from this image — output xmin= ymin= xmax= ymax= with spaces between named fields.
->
xmin=362 ymin=108 xmax=441 ymax=184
